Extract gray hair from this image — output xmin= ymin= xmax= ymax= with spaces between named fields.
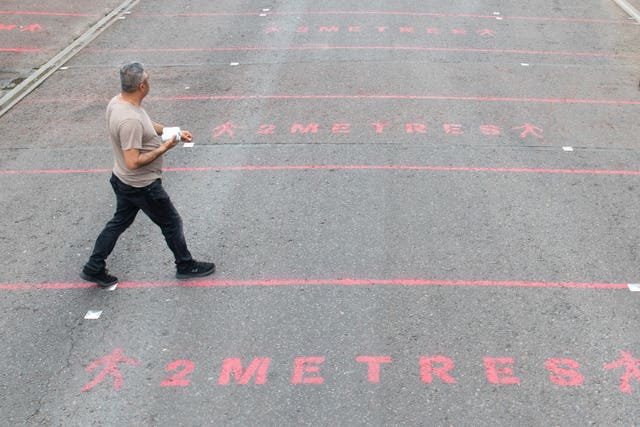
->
xmin=120 ymin=62 xmax=146 ymax=93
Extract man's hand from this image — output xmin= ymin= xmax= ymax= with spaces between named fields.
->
xmin=180 ymin=130 xmax=193 ymax=142
xmin=152 ymin=122 xmax=192 ymax=143
xmin=124 ymin=135 xmax=179 ymax=170
xmin=162 ymin=134 xmax=180 ymax=151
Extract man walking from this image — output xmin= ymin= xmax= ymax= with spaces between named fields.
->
xmin=80 ymin=62 xmax=215 ymax=287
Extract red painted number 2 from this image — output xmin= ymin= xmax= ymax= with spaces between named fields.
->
xmin=161 ymin=360 xmax=195 ymax=387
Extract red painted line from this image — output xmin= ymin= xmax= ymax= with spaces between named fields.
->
xmin=0 ymin=168 xmax=111 ymax=175
xmin=87 ymin=45 xmax=640 ymax=59
xmin=0 ymin=9 xmax=626 ymax=24
xmin=158 ymin=95 xmax=640 ymax=105
xmin=3 ymin=165 xmax=640 ymax=177
xmin=22 ymin=97 xmax=111 ymax=104
xmin=0 ymin=48 xmax=45 ymax=53
xmin=0 ymin=10 xmax=94 ymax=17
xmin=22 ymin=94 xmax=640 ymax=106
xmin=0 ymin=278 xmax=628 ymax=291
xmin=0 ymin=282 xmax=95 ymax=290
xmin=132 ymin=11 xmax=631 ymax=25
xmin=165 ymin=165 xmax=640 ymax=176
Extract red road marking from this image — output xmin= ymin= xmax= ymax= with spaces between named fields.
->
xmin=3 ymin=165 xmax=640 ymax=176
xmin=21 ymin=94 xmax=640 ymax=105
xmin=0 ymin=278 xmax=629 ymax=291
xmin=0 ymin=48 xmax=44 ymax=53
xmin=132 ymin=11 xmax=632 ymax=25
xmin=151 ymin=95 xmax=640 ymax=105
xmin=0 ymin=10 xmax=629 ymax=24
xmin=0 ymin=11 xmax=94 ymax=17
xmin=0 ymin=168 xmax=111 ymax=175
xmin=86 ymin=45 xmax=640 ymax=59
xmin=0 ymin=9 xmax=630 ymax=25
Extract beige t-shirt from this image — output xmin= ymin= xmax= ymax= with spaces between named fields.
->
xmin=107 ymin=95 xmax=162 ymax=187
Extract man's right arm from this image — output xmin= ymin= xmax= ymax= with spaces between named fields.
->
xmin=123 ymin=135 xmax=179 ymax=170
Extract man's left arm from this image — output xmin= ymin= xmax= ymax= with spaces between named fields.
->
xmin=153 ymin=121 xmax=193 ymax=142
xmin=152 ymin=121 xmax=164 ymax=135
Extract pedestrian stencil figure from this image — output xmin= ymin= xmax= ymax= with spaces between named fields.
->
xmin=80 ymin=62 xmax=215 ymax=287
xmin=604 ymin=351 xmax=640 ymax=394
xmin=82 ymin=348 xmax=139 ymax=391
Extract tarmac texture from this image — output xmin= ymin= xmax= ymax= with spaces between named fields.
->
xmin=1 ymin=0 xmax=640 ymax=425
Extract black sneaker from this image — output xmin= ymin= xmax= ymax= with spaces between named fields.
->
xmin=176 ymin=261 xmax=216 ymax=280
xmin=80 ymin=268 xmax=118 ymax=288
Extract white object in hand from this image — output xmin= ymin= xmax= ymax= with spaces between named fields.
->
xmin=161 ymin=127 xmax=182 ymax=142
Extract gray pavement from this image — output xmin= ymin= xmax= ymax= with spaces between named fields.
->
xmin=1 ymin=0 xmax=640 ymax=425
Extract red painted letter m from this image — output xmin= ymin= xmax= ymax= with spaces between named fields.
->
xmin=219 ymin=358 xmax=271 ymax=385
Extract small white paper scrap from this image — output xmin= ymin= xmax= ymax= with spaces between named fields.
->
xmin=84 ymin=310 xmax=103 ymax=320
xmin=562 ymin=146 xmax=574 ymax=152
xmin=521 ymin=63 xmax=530 ymax=67
xmin=496 ymin=16 xmax=503 ymax=20
xmin=259 ymin=13 xmax=267 ymax=16
xmin=230 ymin=62 xmax=239 ymax=66
xmin=262 ymin=8 xmax=270 ymax=12
xmin=106 ymin=283 xmax=118 ymax=291
xmin=628 ymin=284 xmax=640 ymax=292
xmin=183 ymin=142 xmax=195 ymax=148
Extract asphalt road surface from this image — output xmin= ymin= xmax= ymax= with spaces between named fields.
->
xmin=1 ymin=0 xmax=640 ymax=425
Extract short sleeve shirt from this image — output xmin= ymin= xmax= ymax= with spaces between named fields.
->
xmin=107 ymin=95 xmax=162 ymax=187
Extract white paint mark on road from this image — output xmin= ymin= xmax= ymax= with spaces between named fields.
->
xmin=84 ymin=310 xmax=103 ymax=320
xmin=628 ymin=284 xmax=640 ymax=291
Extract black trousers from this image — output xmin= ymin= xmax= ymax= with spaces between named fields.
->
xmin=84 ymin=174 xmax=192 ymax=273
